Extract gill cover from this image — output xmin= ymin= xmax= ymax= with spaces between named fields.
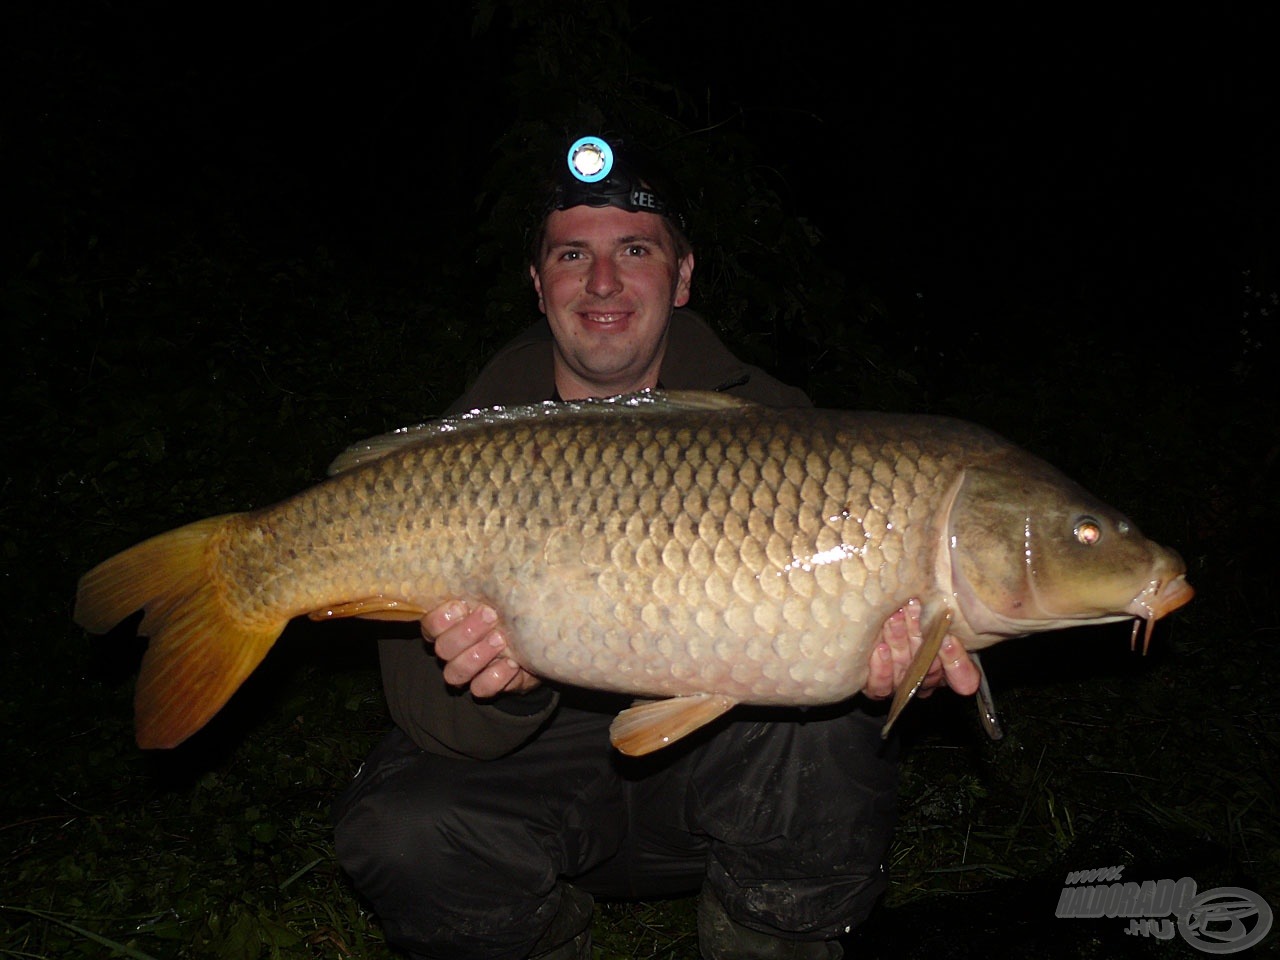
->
xmin=948 ymin=464 xmax=1164 ymax=639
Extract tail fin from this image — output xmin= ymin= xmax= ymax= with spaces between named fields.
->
xmin=74 ymin=515 xmax=288 ymax=749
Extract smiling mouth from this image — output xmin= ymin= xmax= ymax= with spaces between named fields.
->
xmin=580 ymin=312 xmax=631 ymax=325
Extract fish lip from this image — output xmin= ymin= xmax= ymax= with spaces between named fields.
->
xmin=1127 ymin=573 xmax=1195 ymax=622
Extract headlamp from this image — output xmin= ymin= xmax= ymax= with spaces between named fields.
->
xmin=548 ymin=134 xmax=682 ymax=228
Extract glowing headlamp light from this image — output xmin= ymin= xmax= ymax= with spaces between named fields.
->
xmin=567 ymin=137 xmax=613 ymax=183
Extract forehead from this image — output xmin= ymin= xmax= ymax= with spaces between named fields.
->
xmin=542 ymin=205 xmax=673 ymax=248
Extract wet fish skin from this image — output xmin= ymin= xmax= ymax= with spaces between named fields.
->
xmin=73 ymin=391 xmax=1193 ymax=753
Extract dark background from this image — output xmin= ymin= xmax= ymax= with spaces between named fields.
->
xmin=11 ymin=3 xmax=1276 ymax=346
xmin=3 ymin=2 xmax=1277 ymax=956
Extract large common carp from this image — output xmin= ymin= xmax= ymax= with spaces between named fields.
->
xmin=74 ymin=391 xmax=1193 ymax=754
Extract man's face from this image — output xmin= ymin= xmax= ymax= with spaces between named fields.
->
xmin=531 ymin=205 xmax=694 ymax=401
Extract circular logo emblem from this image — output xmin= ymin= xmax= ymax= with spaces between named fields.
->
xmin=1178 ymin=886 xmax=1273 ymax=954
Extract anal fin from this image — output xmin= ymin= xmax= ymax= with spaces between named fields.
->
xmin=307 ymin=597 xmax=429 ymax=621
xmin=609 ymin=693 xmax=738 ymax=756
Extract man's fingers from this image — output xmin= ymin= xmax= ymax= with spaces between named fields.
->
xmin=430 ymin=605 xmax=499 ymax=661
xmin=940 ymin=637 xmax=981 ymax=696
xmin=470 ymin=656 xmax=534 ymax=698
xmin=863 ymin=601 xmax=920 ymax=700
xmin=863 ymin=599 xmax=980 ymax=701
xmin=421 ymin=599 xmax=478 ymax=637
xmin=863 ymin=642 xmax=894 ymax=700
xmin=440 ymin=629 xmax=508 ymax=687
xmin=421 ymin=601 xmax=506 ymax=687
xmin=420 ymin=600 xmax=542 ymax=695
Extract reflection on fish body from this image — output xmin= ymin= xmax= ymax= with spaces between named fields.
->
xmin=73 ymin=391 xmax=1193 ymax=754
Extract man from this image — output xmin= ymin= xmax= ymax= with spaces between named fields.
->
xmin=333 ymin=135 xmax=979 ymax=959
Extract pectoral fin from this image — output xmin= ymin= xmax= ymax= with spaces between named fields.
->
xmin=609 ymin=693 xmax=738 ymax=756
xmin=971 ymin=651 xmax=1004 ymax=741
xmin=307 ymin=597 xmax=429 ymax=621
xmin=881 ymin=610 xmax=952 ymax=739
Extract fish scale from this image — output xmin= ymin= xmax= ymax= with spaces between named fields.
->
xmin=73 ymin=390 xmax=1193 ymax=753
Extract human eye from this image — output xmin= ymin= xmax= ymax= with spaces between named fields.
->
xmin=623 ymin=243 xmax=650 ymax=257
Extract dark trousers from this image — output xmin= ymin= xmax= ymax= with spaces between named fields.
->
xmin=332 ymin=697 xmax=898 ymax=960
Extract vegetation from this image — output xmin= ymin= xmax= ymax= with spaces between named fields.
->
xmin=4 ymin=2 xmax=1275 ymax=957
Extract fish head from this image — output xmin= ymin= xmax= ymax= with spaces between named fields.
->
xmin=946 ymin=462 xmax=1193 ymax=649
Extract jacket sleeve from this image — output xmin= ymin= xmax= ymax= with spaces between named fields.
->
xmin=378 ymin=629 xmax=558 ymax=760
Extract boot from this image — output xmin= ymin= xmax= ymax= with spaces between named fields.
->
xmin=698 ymin=885 xmax=843 ymax=960
xmin=528 ymin=883 xmax=594 ymax=960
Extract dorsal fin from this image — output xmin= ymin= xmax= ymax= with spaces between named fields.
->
xmin=327 ymin=389 xmax=755 ymax=475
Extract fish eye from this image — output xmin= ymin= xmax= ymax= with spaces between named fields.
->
xmin=1074 ymin=518 xmax=1102 ymax=545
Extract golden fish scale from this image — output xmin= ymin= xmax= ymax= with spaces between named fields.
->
xmin=217 ymin=408 xmax=961 ymax=705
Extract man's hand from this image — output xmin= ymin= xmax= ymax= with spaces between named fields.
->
xmin=862 ymin=599 xmax=980 ymax=700
xmin=421 ymin=600 xmax=542 ymax=697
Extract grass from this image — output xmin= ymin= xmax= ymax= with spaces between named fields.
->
xmin=2 ymin=224 xmax=1275 ymax=959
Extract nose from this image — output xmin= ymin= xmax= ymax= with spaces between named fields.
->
xmin=586 ymin=256 xmax=622 ymax=298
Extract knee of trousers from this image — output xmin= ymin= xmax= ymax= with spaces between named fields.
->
xmin=692 ymin=707 xmax=899 ymax=849
xmin=333 ymin=751 xmax=561 ymax=923
xmin=692 ymin=708 xmax=899 ymax=939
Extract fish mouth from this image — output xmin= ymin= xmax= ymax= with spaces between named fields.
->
xmin=1126 ymin=573 xmax=1195 ymax=653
